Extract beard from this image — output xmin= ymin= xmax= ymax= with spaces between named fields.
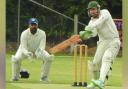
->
xmin=91 ymin=14 xmax=99 ymax=18
xmin=90 ymin=12 xmax=99 ymax=18
xmin=30 ymin=28 xmax=37 ymax=35
xmin=88 ymin=9 xmax=100 ymax=18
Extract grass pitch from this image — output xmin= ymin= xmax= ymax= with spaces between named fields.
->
xmin=6 ymin=53 xmax=122 ymax=89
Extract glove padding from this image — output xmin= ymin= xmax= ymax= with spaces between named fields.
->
xmin=79 ymin=30 xmax=92 ymax=40
xmin=79 ymin=25 xmax=94 ymax=40
xmin=20 ymin=69 xmax=30 ymax=78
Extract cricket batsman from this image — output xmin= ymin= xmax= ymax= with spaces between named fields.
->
xmin=79 ymin=1 xmax=121 ymax=89
xmin=11 ymin=18 xmax=54 ymax=82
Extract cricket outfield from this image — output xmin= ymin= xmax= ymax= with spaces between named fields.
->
xmin=6 ymin=54 xmax=122 ymax=89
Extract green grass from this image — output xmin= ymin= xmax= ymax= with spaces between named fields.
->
xmin=6 ymin=53 xmax=122 ymax=89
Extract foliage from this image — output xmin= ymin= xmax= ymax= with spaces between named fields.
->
xmin=6 ymin=0 xmax=122 ymax=42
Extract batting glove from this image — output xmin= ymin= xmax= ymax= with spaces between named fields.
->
xmin=79 ymin=30 xmax=92 ymax=40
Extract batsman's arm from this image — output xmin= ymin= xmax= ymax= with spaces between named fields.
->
xmin=88 ymin=10 xmax=110 ymax=29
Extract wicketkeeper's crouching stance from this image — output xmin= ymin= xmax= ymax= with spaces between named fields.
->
xmin=11 ymin=18 xmax=54 ymax=82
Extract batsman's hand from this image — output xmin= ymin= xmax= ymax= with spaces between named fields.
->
xmin=79 ymin=30 xmax=92 ymax=40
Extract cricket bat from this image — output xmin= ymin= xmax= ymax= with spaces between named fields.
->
xmin=49 ymin=35 xmax=81 ymax=54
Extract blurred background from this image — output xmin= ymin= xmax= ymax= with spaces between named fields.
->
xmin=6 ymin=0 xmax=122 ymax=56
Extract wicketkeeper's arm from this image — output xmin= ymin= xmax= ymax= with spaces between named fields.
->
xmin=38 ymin=32 xmax=46 ymax=50
xmin=20 ymin=31 xmax=33 ymax=58
xmin=20 ymin=31 xmax=29 ymax=54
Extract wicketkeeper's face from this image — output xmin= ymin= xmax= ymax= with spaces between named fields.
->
xmin=88 ymin=8 xmax=99 ymax=18
xmin=29 ymin=23 xmax=38 ymax=30
xmin=29 ymin=23 xmax=38 ymax=34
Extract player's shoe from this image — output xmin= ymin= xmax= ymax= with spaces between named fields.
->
xmin=12 ymin=77 xmax=19 ymax=81
xmin=92 ymin=80 xmax=105 ymax=89
xmin=40 ymin=76 xmax=51 ymax=83
xmin=87 ymin=81 xmax=96 ymax=89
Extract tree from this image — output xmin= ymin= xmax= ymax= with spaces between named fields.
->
xmin=6 ymin=0 xmax=122 ymax=42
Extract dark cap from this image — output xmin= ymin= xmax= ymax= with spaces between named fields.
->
xmin=28 ymin=18 xmax=38 ymax=24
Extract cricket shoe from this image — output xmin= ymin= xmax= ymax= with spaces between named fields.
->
xmin=87 ymin=82 xmax=96 ymax=89
xmin=40 ymin=76 xmax=51 ymax=83
xmin=12 ymin=77 xmax=19 ymax=81
xmin=92 ymin=80 xmax=105 ymax=89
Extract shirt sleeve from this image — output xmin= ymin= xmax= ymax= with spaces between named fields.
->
xmin=39 ymin=31 xmax=46 ymax=50
xmin=20 ymin=31 xmax=29 ymax=54
xmin=89 ymin=9 xmax=110 ymax=29
xmin=85 ymin=21 xmax=98 ymax=37
xmin=91 ymin=28 xmax=98 ymax=37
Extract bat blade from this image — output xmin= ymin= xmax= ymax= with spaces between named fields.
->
xmin=50 ymin=35 xmax=81 ymax=54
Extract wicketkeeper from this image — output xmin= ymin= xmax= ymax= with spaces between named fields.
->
xmin=79 ymin=1 xmax=121 ymax=89
xmin=11 ymin=18 xmax=54 ymax=82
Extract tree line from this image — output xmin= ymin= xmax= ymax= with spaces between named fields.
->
xmin=6 ymin=0 xmax=122 ymax=42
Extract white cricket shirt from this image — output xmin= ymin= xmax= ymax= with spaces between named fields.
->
xmin=19 ymin=28 xmax=46 ymax=53
xmin=88 ymin=9 xmax=119 ymax=41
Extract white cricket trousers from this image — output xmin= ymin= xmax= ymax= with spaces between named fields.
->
xmin=92 ymin=38 xmax=121 ymax=82
xmin=11 ymin=48 xmax=54 ymax=80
